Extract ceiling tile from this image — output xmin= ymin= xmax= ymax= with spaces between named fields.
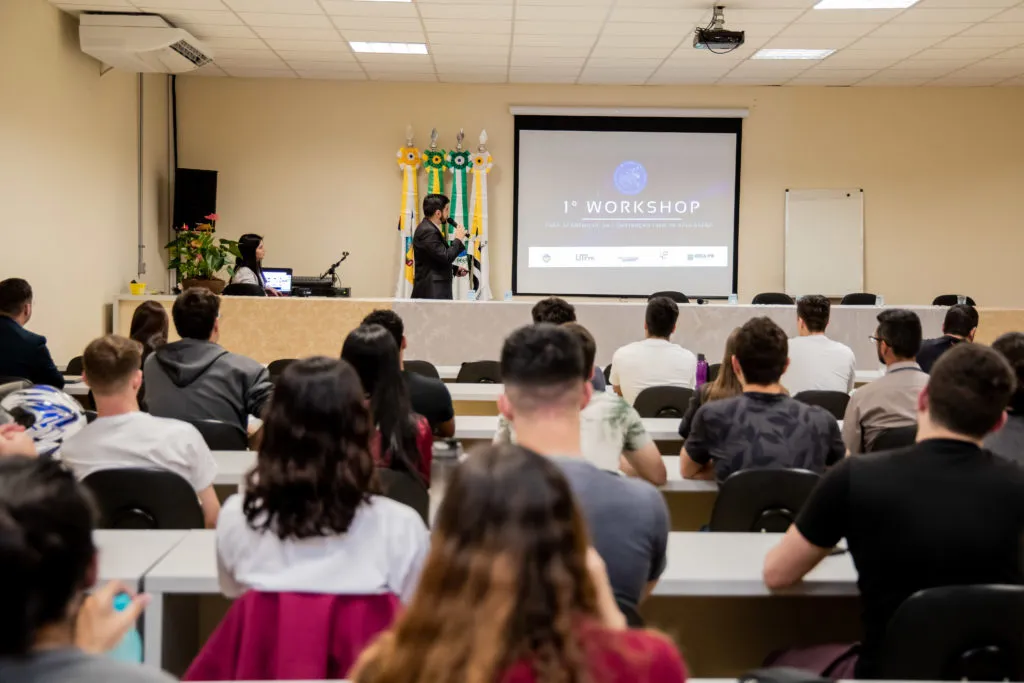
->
xmin=429 ymin=38 xmax=509 ymax=51
xmin=433 ymin=53 xmax=509 ymax=66
xmin=222 ymin=0 xmax=323 ymax=13
xmin=588 ymin=46 xmax=672 ymax=59
xmin=595 ymin=34 xmax=681 ymax=48
xmin=856 ymin=73 xmax=931 ymax=86
xmin=331 ymin=16 xmax=423 ymax=31
xmin=221 ymin=66 xmax=296 ymax=77
xmin=320 ymin=0 xmax=417 ymax=17
xmin=238 ymin=12 xmax=333 ymax=27
xmin=816 ymin=50 xmax=905 ymax=69
xmin=775 ymin=23 xmax=880 ymax=38
xmin=285 ymin=59 xmax=361 ymax=70
xmin=514 ymin=20 xmax=602 ymax=35
xmin=423 ymin=18 xmax=510 ymax=33
xmin=181 ymin=24 xmax=257 ymax=38
xmin=850 ymin=36 xmax=943 ymax=52
xmin=788 ymin=74 xmax=867 ymax=85
xmin=516 ymin=0 xmax=609 ymax=6
xmin=883 ymin=62 xmax=962 ymax=77
xmin=953 ymin=61 xmax=1024 ymax=76
xmin=602 ymin=21 xmax=697 ymax=36
xmin=416 ymin=3 xmax=513 ymax=19
xmin=724 ymin=9 xmax=805 ymax=23
xmin=510 ymin=55 xmax=587 ymax=68
xmin=251 ymin=26 xmax=341 ymax=40
xmin=797 ymin=9 xmax=901 ymax=23
xmin=439 ymin=72 xmax=509 ymax=83
xmin=615 ymin=0 xmax=719 ymax=7
xmin=276 ymin=49 xmax=355 ymax=61
xmin=297 ymin=70 xmax=366 ymax=79
xmin=891 ymin=7 xmax=1005 ymax=22
xmin=996 ymin=8 xmax=1024 ymax=22
xmin=606 ymin=7 xmax=705 ymax=22
xmin=264 ymin=38 xmax=350 ymax=51
xmin=336 ymin=30 xmax=426 ymax=42
xmin=513 ymin=33 xmax=596 ymax=46
xmin=937 ymin=35 xmax=1024 ymax=49
xmin=795 ymin=68 xmax=877 ymax=79
xmin=578 ymin=68 xmax=654 ymax=84
xmin=135 ymin=0 xmax=227 ymax=9
xmin=997 ymin=75 xmax=1024 ymax=86
xmin=215 ymin=54 xmax=287 ymax=67
xmin=992 ymin=47 xmax=1024 ymax=60
xmin=959 ymin=23 xmax=1024 ymax=37
xmin=210 ymin=46 xmax=274 ymax=57
xmin=508 ymin=68 xmax=579 ymax=83
xmin=764 ymin=36 xmax=857 ymax=50
xmin=515 ymin=4 xmax=604 ymax=21
xmin=915 ymin=0 xmax=1018 ymax=6
xmin=184 ymin=64 xmax=228 ymax=76
xmin=56 ymin=0 xmax=134 ymax=8
xmin=367 ymin=72 xmax=438 ymax=81
xmin=199 ymin=36 xmax=267 ymax=49
xmin=929 ymin=74 xmax=1004 ymax=85
xmin=585 ymin=56 xmax=665 ymax=68
xmin=159 ymin=10 xmax=242 ymax=25
xmin=913 ymin=47 xmax=1006 ymax=60
xmin=869 ymin=22 xmax=969 ymax=37
xmin=511 ymin=46 xmax=592 ymax=58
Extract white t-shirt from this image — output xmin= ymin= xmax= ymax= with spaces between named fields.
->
xmin=60 ymin=412 xmax=217 ymax=491
xmin=216 ymin=494 xmax=430 ymax=604
xmin=609 ymin=338 xmax=698 ymax=406
xmin=782 ymin=334 xmax=857 ymax=396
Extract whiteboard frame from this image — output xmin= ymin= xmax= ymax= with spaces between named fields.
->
xmin=784 ymin=188 xmax=864 ymax=298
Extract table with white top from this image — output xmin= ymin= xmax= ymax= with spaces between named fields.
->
xmin=94 ymin=529 xmax=188 ymax=590
xmin=454 ymin=414 xmax=682 ymax=441
xmin=64 ymin=380 xmax=89 ymax=397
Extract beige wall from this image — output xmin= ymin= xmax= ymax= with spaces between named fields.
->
xmin=176 ymin=77 xmax=1024 ymax=306
xmin=0 ymin=0 xmax=168 ymax=364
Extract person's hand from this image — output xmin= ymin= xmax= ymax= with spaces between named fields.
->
xmin=586 ymin=548 xmax=626 ymax=630
xmin=75 ymin=581 xmax=150 ymax=655
xmin=0 ymin=424 xmax=36 ymax=458
xmin=264 ymin=288 xmax=281 ymax=297
xmin=456 ymin=267 xmax=469 ymax=277
xmin=454 ymin=224 xmax=468 ymax=242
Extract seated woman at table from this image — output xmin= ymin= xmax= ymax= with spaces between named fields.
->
xmin=217 ymin=356 xmax=429 ymax=603
xmin=128 ymin=300 xmax=168 ymax=411
xmin=342 ymin=324 xmax=433 ymax=486
xmin=678 ymin=327 xmax=742 ymax=440
xmin=230 ymin=233 xmax=280 ymax=297
xmin=352 ymin=444 xmax=688 ymax=683
xmin=0 ymin=456 xmax=172 ymax=683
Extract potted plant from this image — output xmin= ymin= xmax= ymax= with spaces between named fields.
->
xmin=165 ymin=214 xmax=240 ymax=294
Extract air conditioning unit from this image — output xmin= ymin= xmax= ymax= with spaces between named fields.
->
xmin=79 ymin=14 xmax=214 ymax=74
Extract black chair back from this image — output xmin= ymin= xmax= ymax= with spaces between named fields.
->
xmin=793 ymin=390 xmax=850 ymax=421
xmin=709 ymin=469 xmax=821 ymax=532
xmin=881 ymin=585 xmax=1024 ymax=681
xmin=83 ymin=468 xmax=204 ymax=529
xmin=869 ymin=425 xmax=917 ymax=452
xmin=221 ymin=283 xmax=267 ymax=297
xmin=191 ymin=419 xmax=248 ymax=451
xmin=377 ymin=468 xmax=429 ymax=525
xmin=0 ymin=379 xmax=32 ymax=401
xmin=707 ymin=363 xmax=721 ymax=383
xmin=650 ymin=291 xmax=689 ymax=304
xmin=632 ymin=386 xmax=694 ymax=418
xmin=405 ymin=360 xmax=440 ymax=379
xmin=604 ymin=364 xmax=612 ymax=384
xmin=267 ymin=358 xmax=296 ymax=382
xmin=752 ymin=292 xmax=795 ymax=305
xmin=84 ymin=410 xmax=98 ymax=424
xmin=456 ymin=360 xmax=501 ymax=384
xmin=65 ymin=356 xmax=84 ymax=376
xmin=932 ymin=294 xmax=976 ymax=307
xmin=840 ymin=293 xmax=878 ymax=306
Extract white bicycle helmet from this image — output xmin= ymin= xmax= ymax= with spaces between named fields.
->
xmin=0 ymin=386 xmax=87 ymax=457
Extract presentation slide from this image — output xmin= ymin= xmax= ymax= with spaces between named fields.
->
xmin=513 ymin=116 xmax=741 ymax=298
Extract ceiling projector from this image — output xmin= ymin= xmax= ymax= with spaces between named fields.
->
xmin=694 ymin=6 xmax=745 ymax=53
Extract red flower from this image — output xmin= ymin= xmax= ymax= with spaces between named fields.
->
xmin=181 ymin=224 xmax=190 ymax=232
xmin=205 ymin=213 xmax=219 ymax=221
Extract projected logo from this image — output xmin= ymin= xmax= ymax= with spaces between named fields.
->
xmin=613 ymin=161 xmax=647 ymax=196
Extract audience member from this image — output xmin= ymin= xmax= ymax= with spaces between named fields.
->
xmin=351 ymin=444 xmax=687 ymax=683
xmin=681 ymin=317 xmax=843 ymax=482
xmin=843 ymin=309 xmax=928 ymax=453
xmin=499 ymin=324 xmax=669 ymax=614
xmin=342 ymin=325 xmax=433 ymax=485
xmin=610 ymin=296 xmax=697 ymax=405
xmin=0 ymin=278 xmax=64 ymax=388
xmin=128 ymin=300 xmax=168 ymax=410
xmin=531 ymin=296 xmax=607 ymax=392
xmin=916 ymin=303 xmax=978 ymax=373
xmin=61 ymin=335 xmax=220 ymax=528
xmin=144 ymin=288 xmax=273 ymax=437
xmin=495 ymin=323 xmax=666 ymax=486
xmin=217 ymin=357 xmax=429 ymax=602
xmin=678 ymin=327 xmax=742 ymax=440
xmin=0 ymin=457 xmax=172 ymax=682
xmin=361 ymin=309 xmax=454 ymax=438
xmin=764 ymin=344 xmax=1024 ymax=679
xmin=782 ymin=295 xmax=856 ymax=395
xmin=985 ymin=331 xmax=1024 ymax=465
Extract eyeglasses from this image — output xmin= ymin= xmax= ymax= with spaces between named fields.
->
xmin=869 ymin=335 xmax=886 ymax=344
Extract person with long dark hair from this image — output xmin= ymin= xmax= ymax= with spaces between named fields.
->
xmin=128 ymin=301 xmax=168 ymax=410
xmin=0 ymin=457 xmax=172 ymax=682
xmin=351 ymin=444 xmax=688 ymax=683
xmin=678 ymin=327 xmax=743 ymax=440
xmin=231 ymin=233 xmax=279 ymax=296
xmin=216 ymin=357 xmax=429 ymax=602
xmin=341 ymin=325 xmax=433 ymax=485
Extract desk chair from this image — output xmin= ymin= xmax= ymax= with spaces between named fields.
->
xmin=604 ymin=364 xmax=612 ymax=384
xmin=932 ymin=294 xmax=976 ymax=306
xmin=267 ymin=358 xmax=296 ymax=383
xmin=752 ymin=292 xmax=795 ymax=305
xmin=404 ymin=360 xmax=440 ymax=380
xmin=456 ymin=360 xmax=501 ymax=384
xmin=794 ymin=390 xmax=850 ymax=421
xmin=0 ymin=378 xmax=31 ymax=401
xmin=377 ymin=468 xmax=429 ymax=526
xmin=650 ymin=291 xmax=689 ymax=304
xmin=839 ymin=293 xmax=878 ymax=306
xmin=881 ymin=585 xmax=1024 ymax=681
xmin=708 ymin=363 xmax=721 ymax=383
xmin=633 ymin=386 xmax=694 ymax=418
xmin=221 ymin=283 xmax=266 ymax=297
xmin=84 ymin=410 xmax=98 ymax=424
xmin=65 ymin=355 xmax=84 ymax=376
xmin=709 ymin=469 xmax=820 ymax=532
xmin=191 ymin=419 xmax=248 ymax=451
xmin=868 ymin=425 xmax=917 ymax=452
xmin=83 ymin=468 xmax=204 ymax=529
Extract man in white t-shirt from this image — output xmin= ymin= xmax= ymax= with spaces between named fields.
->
xmin=610 ymin=296 xmax=697 ymax=406
xmin=782 ymin=295 xmax=857 ymax=396
xmin=60 ymin=334 xmax=220 ymax=528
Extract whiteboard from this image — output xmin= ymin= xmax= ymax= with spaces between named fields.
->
xmin=785 ymin=189 xmax=864 ymax=297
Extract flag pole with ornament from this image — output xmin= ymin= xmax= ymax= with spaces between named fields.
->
xmin=394 ymin=126 xmax=420 ymax=299
xmin=422 ymin=128 xmax=447 ymax=240
xmin=448 ymin=129 xmax=473 ymax=299
xmin=468 ymin=130 xmax=493 ymax=301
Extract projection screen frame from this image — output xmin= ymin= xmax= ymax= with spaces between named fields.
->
xmin=512 ymin=114 xmax=743 ymax=299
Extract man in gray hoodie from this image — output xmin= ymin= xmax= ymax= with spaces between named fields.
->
xmin=144 ymin=288 xmax=272 ymax=438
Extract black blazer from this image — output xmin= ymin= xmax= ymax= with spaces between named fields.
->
xmin=411 ymin=219 xmax=464 ymax=300
xmin=0 ymin=316 xmax=64 ymax=388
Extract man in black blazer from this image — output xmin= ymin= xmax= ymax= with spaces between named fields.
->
xmin=0 ymin=278 xmax=64 ymax=388
xmin=412 ymin=193 xmax=468 ymax=300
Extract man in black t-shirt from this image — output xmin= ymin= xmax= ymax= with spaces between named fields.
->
xmin=764 ymin=344 xmax=1024 ymax=679
xmin=362 ymin=310 xmax=455 ymax=437
xmin=916 ymin=303 xmax=978 ymax=373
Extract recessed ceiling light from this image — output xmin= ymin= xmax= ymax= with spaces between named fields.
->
xmin=814 ymin=0 xmax=919 ymax=8
xmin=349 ymin=42 xmax=428 ymax=54
xmin=753 ymin=48 xmax=836 ymax=60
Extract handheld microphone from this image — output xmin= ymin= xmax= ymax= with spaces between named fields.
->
xmin=445 ymin=217 xmax=458 ymax=227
